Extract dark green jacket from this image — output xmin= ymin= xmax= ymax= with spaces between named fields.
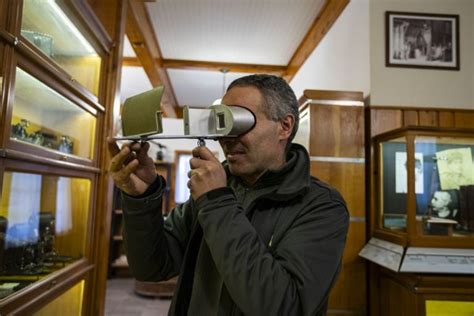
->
xmin=122 ymin=143 xmax=349 ymax=316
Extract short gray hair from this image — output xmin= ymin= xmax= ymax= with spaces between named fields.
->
xmin=227 ymin=74 xmax=299 ymax=148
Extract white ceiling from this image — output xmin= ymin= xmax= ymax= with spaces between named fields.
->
xmin=120 ymin=0 xmax=326 ymax=109
xmin=146 ymin=0 xmax=325 ymax=65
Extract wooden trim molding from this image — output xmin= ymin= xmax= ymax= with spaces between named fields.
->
xmin=284 ymin=0 xmax=350 ymax=82
xmin=126 ymin=0 xmax=177 ymax=117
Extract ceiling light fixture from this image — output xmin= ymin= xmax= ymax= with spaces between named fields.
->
xmin=220 ymin=68 xmax=229 ymax=96
xmin=213 ymin=68 xmax=229 ymax=105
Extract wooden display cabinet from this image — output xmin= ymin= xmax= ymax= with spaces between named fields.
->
xmin=367 ymin=126 xmax=474 ymax=315
xmin=0 ymin=1 xmax=122 ymax=314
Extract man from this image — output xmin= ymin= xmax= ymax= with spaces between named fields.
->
xmin=108 ymin=74 xmax=349 ymax=316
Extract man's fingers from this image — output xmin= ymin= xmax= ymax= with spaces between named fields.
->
xmin=107 ymin=137 xmax=121 ymax=157
xmin=192 ymin=146 xmax=218 ymax=161
xmin=113 ymin=159 xmax=139 ymax=184
xmin=109 ymin=146 xmax=133 ymax=172
xmin=136 ymin=142 xmax=150 ymax=164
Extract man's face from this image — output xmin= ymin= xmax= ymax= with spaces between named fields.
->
xmin=219 ymin=86 xmax=288 ymax=184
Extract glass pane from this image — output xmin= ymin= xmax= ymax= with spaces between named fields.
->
xmin=415 ymin=136 xmax=474 ymax=237
xmin=380 ymin=137 xmax=408 ymax=231
xmin=0 ymin=171 xmax=91 ymax=300
xmin=0 ymin=43 xmax=4 ymax=98
xmin=21 ymin=0 xmax=101 ymax=96
xmin=11 ymin=68 xmax=96 ymax=160
xmin=33 ymin=280 xmax=84 ymax=315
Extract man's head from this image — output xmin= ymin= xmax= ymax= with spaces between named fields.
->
xmin=431 ymin=191 xmax=451 ymax=211
xmin=227 ymin=74 xmax=300 ymax=145
xmin=219 ymin=74 xmax=299 ymax=184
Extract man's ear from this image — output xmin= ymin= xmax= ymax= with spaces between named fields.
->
xmin=279 ymin=113 xmax=295 ymax=141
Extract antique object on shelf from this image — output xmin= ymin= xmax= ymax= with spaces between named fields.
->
xmin=10 ymin=69 xmax=94 ymax=161
xmin=11 ymin=119 xmax=30 ymax=140
xmin=58 ymin=136 xmax=73 ymax=154
xmin=21 ymin=30 xmax=54 ymax=57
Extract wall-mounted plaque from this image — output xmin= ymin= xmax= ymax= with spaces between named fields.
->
xmin=400 ymin=247 xmax=474 ymax=274
xmin=359 ymin=238 xmax=404 ymax=272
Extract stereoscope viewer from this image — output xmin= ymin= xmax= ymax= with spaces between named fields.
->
xmin=115 ymin=86 xmax=256 ymax=146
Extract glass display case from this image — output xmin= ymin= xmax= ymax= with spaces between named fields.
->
xmin=20 ymin=0 xmax=102 ymax=96
xmin=0 ymin=170 xmax=91 ymax=299
xmin=374 ymin=126 xmax=474 ymax=248
xmin=10 ymin=68 xmax=97 ymax=160
xmin=0 ymin=0 xmax=117 ymax=314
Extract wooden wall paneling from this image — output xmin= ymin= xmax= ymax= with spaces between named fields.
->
xmin=454 ymin=112 xmax=474 ymax=128
xmin=327 ymin=222 xmax=367 ymax=316
xmin=403 ymin=110 xmax=418 ymax=126
xmin=438 ymin=111 xmax=455 ymax=127
xmin=418 ymin=110 xmax=438 ymax=126
xmin=309 ymin=105 xmax=364 ymax=157
xmin=370 ymin=109 xmax=403 ymax=137
xmin=379 ymin=275 xmax=417 ymax=316
xmin=311 ymin=161 xmax=365 ymax=217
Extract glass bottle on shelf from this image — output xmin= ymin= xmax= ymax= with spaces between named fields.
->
xmin=10 ymin=68 xmax=97 ymax=160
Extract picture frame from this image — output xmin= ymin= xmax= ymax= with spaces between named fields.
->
xmin=385 ymin=11 xmax=460 ymax=70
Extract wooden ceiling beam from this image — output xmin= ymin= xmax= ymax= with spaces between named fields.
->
xmin=122 ymin=56 xmax=142 ymax=67
xmin=284 ymin=0 xmax=350 ymax=82
xmin=161 ymin=59 xmax=286 ymax=75
xmin=123 ymin=57 xmax=286 ymax=76
xmin=126 ymin=0 xmax=177 ymax=117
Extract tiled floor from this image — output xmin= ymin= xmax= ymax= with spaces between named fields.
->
xmin=105 ymin=278 xmax=171 ymax=316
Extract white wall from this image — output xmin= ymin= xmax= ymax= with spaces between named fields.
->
xmin=290 ymin=0 xmax=371 ymax=98
xmin=370 ymin=0 xmax=473 ymax=109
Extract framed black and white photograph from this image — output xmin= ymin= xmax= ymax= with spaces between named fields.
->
xmin=386 ymin=11 xmax=460 ymax=70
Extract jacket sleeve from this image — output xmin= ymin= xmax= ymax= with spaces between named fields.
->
xmin=121 ymin=177 xmax=195 ymax=281
xmin=195 ymin=188 xmax=349 ymax=316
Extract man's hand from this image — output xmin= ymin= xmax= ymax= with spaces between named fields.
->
xmin=188 ymin=146 xmax=227 ymax=200
xmin=107 ymin=137 xmax=157 ymax=196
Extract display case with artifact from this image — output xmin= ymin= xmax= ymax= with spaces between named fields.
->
xmin=360 ymin=126 xmax=474 ymax=316
xmin=372 ymin=126 xmax=474 ymax=246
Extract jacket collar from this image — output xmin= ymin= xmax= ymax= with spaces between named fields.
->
xmin=223 ymin=143 xmax=311 ymax=201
